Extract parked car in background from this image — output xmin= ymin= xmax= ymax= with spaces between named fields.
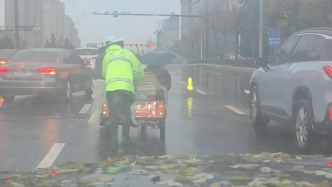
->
xmin=0 ymin=49 xmax=19 ymax=65
xmin=0 ymin=48 xmax=93 ymax=103
xmin=250 ymin=28 xmax=332 ymax=151
xmin=75 ymin=48 xmax=98 ymax=69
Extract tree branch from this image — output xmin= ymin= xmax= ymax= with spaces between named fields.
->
xmin=181 ymin=0 xmax=189 ymax=6
xmin=192 ymin=0 xmax=200 ymax=5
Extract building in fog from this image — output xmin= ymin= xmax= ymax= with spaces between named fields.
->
xmin=4 ymin=0 xmax=80 ymax=48
xmin=159 ymin=17 xmax=179 ymax=50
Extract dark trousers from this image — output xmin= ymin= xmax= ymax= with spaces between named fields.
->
xmin=106 ymin=90 xmax=134 ymax=147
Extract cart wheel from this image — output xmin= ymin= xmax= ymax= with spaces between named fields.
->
xmin=159 ymin=120 xmax=165 ymax=142
xmin=156 ymin=89 xmax=165 ymax=100
xmin=140 ymin=125 xmax=147 ymax=140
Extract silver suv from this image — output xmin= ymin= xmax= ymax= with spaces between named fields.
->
xmin=250 ymin=28 xmax=332 ymax=151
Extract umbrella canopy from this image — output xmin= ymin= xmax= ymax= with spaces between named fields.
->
xmin=139 ymin=51 xmax=188 ymax=66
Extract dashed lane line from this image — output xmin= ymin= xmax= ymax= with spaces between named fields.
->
xmin=179 ymin=81 xmax=187 ymax=85
xmin=195 ymin=90 xmax=207 ymax=95
xmin=36 ymin=143 xmax=65 ymax=169
xmin=224 ymin=105 xmax=246 ymax=115
xmin=79 ymin=104 xmax=91 ymax=114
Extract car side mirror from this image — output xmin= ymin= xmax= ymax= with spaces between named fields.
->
xmin=255 ymin=57 xmax=269 ymax=67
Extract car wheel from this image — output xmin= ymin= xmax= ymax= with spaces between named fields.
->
xmin=250 ymin=86 xmax=270 ymax=130
xmin=85 ymin=88 xmax=93 ymax=97
xmin=2 ymin=95 xmax=15 ymax=103
xmin=294 ymin=99 xmax=314 ymax=152
xmin=63 ymin=80 xmax=72 ymax=101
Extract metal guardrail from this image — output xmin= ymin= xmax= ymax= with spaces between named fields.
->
xmin=189 ymin=59 xmax=257 ymax=68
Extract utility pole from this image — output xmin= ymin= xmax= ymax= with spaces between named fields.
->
xmin=14 ymin=0 xmax=20 ymax=49
xmin=291 ymin=0 xmax=302 ymax=33
xmin=259 ymin=0 xmax=263 ymax=57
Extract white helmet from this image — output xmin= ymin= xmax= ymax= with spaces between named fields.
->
xmin=106 ymin=36 xmax=124 ymax=44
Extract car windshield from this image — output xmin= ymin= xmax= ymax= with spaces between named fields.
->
xmin=75 ymin=49 xmax=97 ymax=56
xmin=0 ymin=49 xmax=17 ymax=59
xmin=9 ymin=50 xmax=59 ymax=63
xmin=2 ymin=0 xmax=332 ymax=186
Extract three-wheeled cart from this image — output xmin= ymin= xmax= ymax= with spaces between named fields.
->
xmin=100 ymin=72 xmax=167 ymax=140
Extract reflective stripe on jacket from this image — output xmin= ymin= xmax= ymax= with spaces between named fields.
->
xmin=102 ymin=45 xmax=144 ymax=92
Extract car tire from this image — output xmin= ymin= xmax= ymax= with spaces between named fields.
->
xmin=85 ymin=88 xmax=93 ymax=97
xmin=294 ymin=99 xmax=314 ymax=152
xmin=2 ymin=95 xmax=15 ymax=103
xmin=63 ymin=80 xmax=72 ymax=101
xmin=250 ymin=86 xmax=270 ymax=131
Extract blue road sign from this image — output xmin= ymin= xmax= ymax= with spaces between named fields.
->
xmin=113 ymin=11 xmax=118 ymax=17
xmin=268 ymin=28 xmax=281 ymax=46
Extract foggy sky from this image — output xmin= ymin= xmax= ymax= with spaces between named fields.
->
xmin=0 ymin=0 xmax=180 ymax=46
xmin=62 ymin=0 xmax=180 ymax=46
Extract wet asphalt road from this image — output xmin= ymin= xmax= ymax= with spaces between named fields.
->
xmin=0 ymin=64 xmax=328 ymax=171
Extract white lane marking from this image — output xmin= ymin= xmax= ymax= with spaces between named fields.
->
xmin=214 ymin=72 xmax=221 ymax=75
xmin=195 ymin=90 xmax=207 ymax=95
xmin=244 ymin=90 xmax=250 ymax=95
xmin=36 ymin=143 xmax=65 ymax=169
xmin=179 ymin=81 xmax=187 ymax=85
xmin=225 ymin=105 xmax=246 ymax=115
xmin=79 ymin=104 xmax=91 ymax=114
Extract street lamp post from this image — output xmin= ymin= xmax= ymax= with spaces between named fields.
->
xmin=14 ymin=0 xmax=20 ymax=49
xmin=154 ymin=29 xmax=163 ymax=51
xmin=259 ymin=0 xmax=263 ymax=57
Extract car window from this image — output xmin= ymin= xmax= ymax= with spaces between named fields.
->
xmin=63 ymin=52 xmax=72 ymax=64
xmin=312 ymin=35 xmax=332 ymax=61
xmin=9 ymin=50 xmax=59 ymax=63
xmin=290 ymin=34 xmax=317 ymax=62
xmin=75 ymin=49 xmax=98 ymax=56
xmin=270 ymin=36 xmax=298 ymax=66
xmin=71 ymin=52 xmax=84 ymax=64
xmin=0 ymin=49 xmax=18 ymax=59
xmin=63 ymin=52 xmax=83 ymax=64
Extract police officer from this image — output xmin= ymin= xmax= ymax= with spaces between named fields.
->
xmin=102 ymin=37 xmax=144 ymax=149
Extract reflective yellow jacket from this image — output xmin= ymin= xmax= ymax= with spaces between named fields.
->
xmin=102 ymin=45 xmax=144 ymax=93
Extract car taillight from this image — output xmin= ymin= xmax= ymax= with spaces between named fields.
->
xmin=157 ymin=102 xmax=165 ymax=115
xmin=38 ymin=67 xmax=56 ymax=75
xmin=329 ymin=105 xmax=332 ymax=121
xmin=324 ymin=66 xmax=332 ymax=79
xmin=0 ymin=60 xmax=7 ymax=65
xmin=0 ymin=67 xmax=8 ymax=74
xmin=102 ymin=103 xmax=109 ymax=118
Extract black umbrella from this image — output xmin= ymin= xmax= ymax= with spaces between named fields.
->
xmin=139 ymin=51 xmax=188 ymax=66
